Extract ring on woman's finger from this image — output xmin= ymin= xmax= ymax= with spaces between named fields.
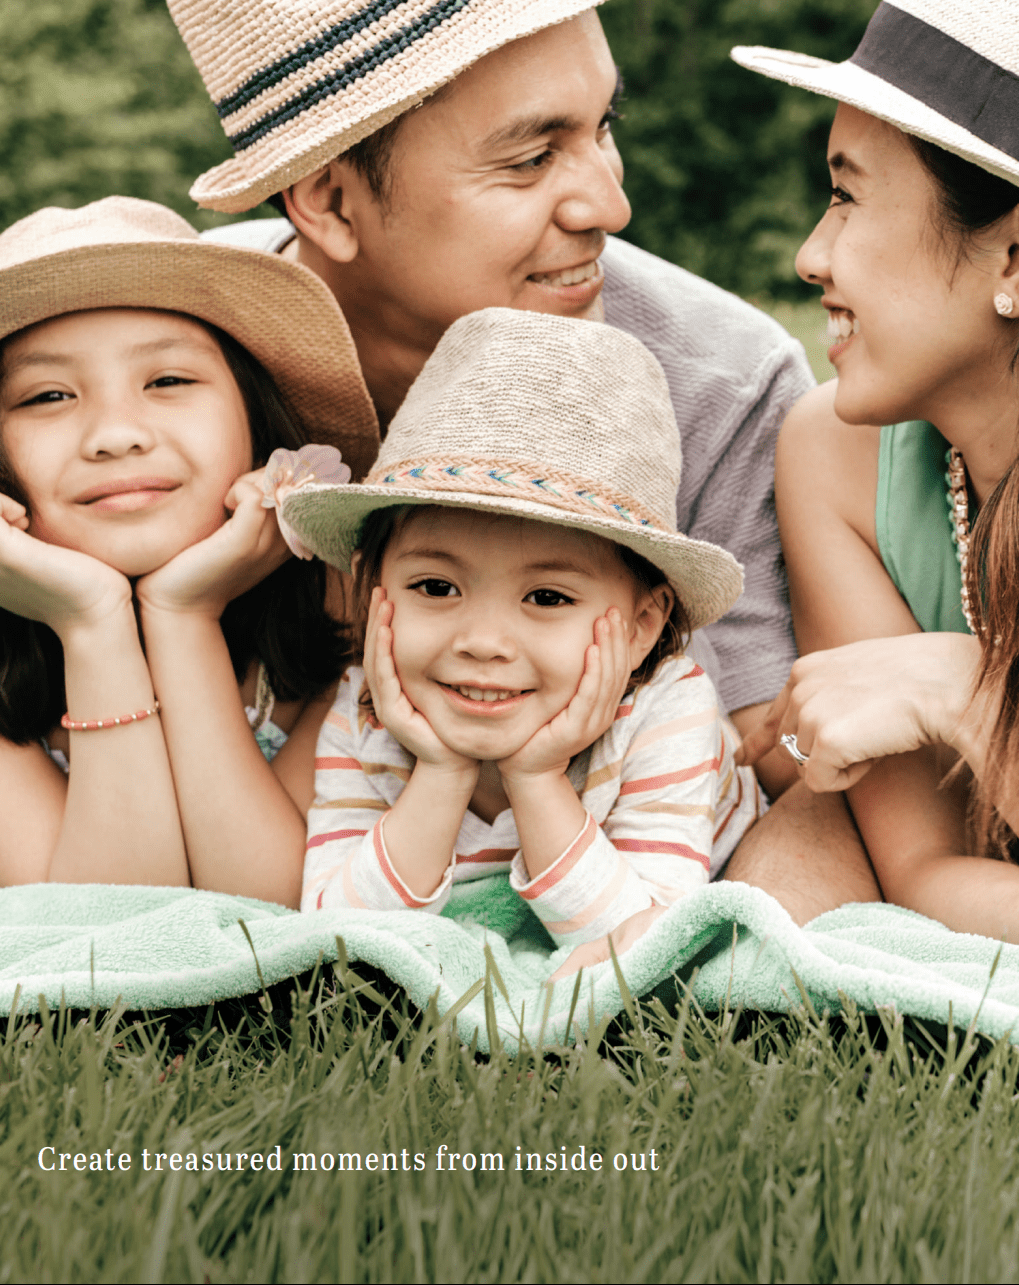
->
xmin=779 ymin=733 xmax=809 ymax=766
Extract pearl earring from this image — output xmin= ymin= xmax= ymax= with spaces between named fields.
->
xmin=994 ymin=293 xmax=1015 ymax=317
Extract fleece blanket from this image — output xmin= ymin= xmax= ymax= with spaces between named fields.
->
xmin=1 ymin=879 xmax=1017 ymax=1051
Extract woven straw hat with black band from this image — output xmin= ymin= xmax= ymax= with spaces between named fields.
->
xmin=282 ymin=307 xmax=744 ymax=634
xmin=169 ymin=0 xmax=607 ymax=213
xmin=733 ymin=0 xmax=1019 ymax=188
xmin=0 ymin=197 xmax=380 ymax=478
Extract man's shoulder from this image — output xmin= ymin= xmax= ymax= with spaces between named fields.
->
xmin=200 ymin=217 xmax=295 ymax=253
xmin=601 ymin=236 xmax=808 ymax=395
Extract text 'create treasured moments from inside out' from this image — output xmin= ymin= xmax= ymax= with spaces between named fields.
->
xmin=37 ymin=1144 xmax=663 ymax=1175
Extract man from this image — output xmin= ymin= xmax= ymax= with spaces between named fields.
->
xmin=170 ymin=0 xmax=880 ymax=917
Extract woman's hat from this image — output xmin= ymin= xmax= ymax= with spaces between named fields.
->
xmin=169 ymin=0 xmax=607 ymax=213
xmin=732 ymin=0 xmax=1019 ymax=187
xmin=0 ymin=196 xmax=379 ymax=477
xmin=282 ymin=307 xmax=744 ymax=632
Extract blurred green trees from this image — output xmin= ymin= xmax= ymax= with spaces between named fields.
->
xmin=0 ymin=0 xmax=233 ymax=232
xmin=0 ymin=0 xmax=878 ymax=295
xmin=602 ymin=0 xmax=879 ymax=297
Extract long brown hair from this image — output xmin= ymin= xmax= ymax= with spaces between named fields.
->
xmin=909 ymin=137 xmax=1019 ymax=857
xmin=966 ymin=472 xmax=1019 ymax=859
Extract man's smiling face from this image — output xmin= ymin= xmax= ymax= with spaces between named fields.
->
xmin=323 ymin=11 xmax=631 ymax=346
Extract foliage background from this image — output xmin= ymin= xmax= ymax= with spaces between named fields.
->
xmin=0 ymin=0 xmax=878 ymax=299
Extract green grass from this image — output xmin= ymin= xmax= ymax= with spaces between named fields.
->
xmin=755 ymin=298 xmax=835 ymax=386
xmin=4 ymin=963 xmax=1019 ymax=1284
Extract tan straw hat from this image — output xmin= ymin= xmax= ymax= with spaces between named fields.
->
xmin=732 ymin=0 xmax=1019 ymax=187
xmin=0 ymin=196 xmax=379 ymax=477
xmin=169 ymin=0 xmax=607 ymax=212
xmin=282 ymin=308 xmax=744 ymax=632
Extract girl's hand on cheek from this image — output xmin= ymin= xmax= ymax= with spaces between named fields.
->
xmin=499 ymin=608 xmax=632 ymax=784
xmin=136 ymin=469 xmax=291 ymax=617
xmin=364 ymin=588 xmax=479 ymax=780
xmin=0 ymin=493 xmax=131 ymax=636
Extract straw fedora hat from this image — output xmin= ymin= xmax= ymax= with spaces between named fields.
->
xmin=732 ymin=0 xmax=1019 ymax=187
xmin=0 ymin=196 xmax=379 ymax=477
xmin=281 ymin=308 xmax=744 ymax=632
xmin=169 ymin=0 xmax=607 ymax=213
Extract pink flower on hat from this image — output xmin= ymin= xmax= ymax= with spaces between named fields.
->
xmin=262 ymin=444 xmax=351 ymax=560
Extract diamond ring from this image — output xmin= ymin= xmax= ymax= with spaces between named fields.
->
xmin=779 ymin=733 xmax=809 ymax=766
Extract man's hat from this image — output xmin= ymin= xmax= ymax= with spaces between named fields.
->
xmin=732 ymin=0 xmax=1019 ymax=187
xmin=282 ymin=307 xmax=744 ymax=633
xmin=169 ymin=0 xmax=607 ymax=213
xmin=0 ymin=196 xmax=379 ymax=476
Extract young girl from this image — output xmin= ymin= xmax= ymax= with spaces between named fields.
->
xmin=283 ymin=307 xmax=763 ymax=954
xmin=733 ymin=3 xmax=1019 ymax=939
xmin=0 ymin=195 xmax=378 ymax=903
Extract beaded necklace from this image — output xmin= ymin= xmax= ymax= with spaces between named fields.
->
xmin=946 ymin=446 xmax=977 ymax=635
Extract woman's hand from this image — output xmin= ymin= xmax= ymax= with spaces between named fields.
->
xmin=135 ymin=470 xmax=290 ymax=617
xmin=365 ymin=588 xmax=479 ymax=777
xmin=0 ymin=493 xmax=131 ymax=635
xmin=498 ymin=609 xmax=632 ymax=785
xmin=736 ymin=633 xmax=986 ymax=791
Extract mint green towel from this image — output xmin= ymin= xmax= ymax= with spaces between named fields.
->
xmin=1 ymin=880 xmax=1016 ymax=1052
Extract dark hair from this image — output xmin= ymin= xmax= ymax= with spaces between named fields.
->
xmin=265 ymin=116 xmax=405 ymax=217
xmin=349 ymin=505 xmax=690 ymax=700
xmin=908 ymin=136 xmax=1019 ymax=249
xmin=910 ymin=136 xmax=1019 ymax=858
xmin=266 ymin=85 xmax=457 ymax=217
xmin=0 ymin=318 xmax=352 ymax=744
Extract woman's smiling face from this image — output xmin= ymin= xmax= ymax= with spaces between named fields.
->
xmin=0 ymin=308 xmax=252 ymax=576
xmin=795 ymin=103 xmax=1015 ymax=428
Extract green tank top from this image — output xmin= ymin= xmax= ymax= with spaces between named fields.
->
xmin=875 ymin=420 xmax=969 ymax=634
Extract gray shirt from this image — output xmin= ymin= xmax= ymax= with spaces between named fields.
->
xmin=202 ymin=220 xmax=813 ymax=712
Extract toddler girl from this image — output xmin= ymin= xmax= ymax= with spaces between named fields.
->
xmin=0 ymin=196 xmax=377 ymax=902
xmin=284 ymin=309 xmax=763 ymax=952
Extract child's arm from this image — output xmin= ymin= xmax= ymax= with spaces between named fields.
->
xmin=302 ymin=594 xmax=479 ymax=912
xmin=496 ymin=611 xmax=658 ymax=947
xmin=135 ymin=475 xmax=309 ymax=907
xmin=500 ymin=630 xmax=737 ymax=948
xmin=0 ymin=498 xmax=188 ymax=886
xmin=359 ymin=590 xmax=479 ymax=900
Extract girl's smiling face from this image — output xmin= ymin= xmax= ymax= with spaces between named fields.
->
xmin=794 ymin=104 xmax=1016 ymax=428
xmin=376 ymin=507 xmax=668 ymax=763
xmin=0 ymin=308 xmax=252 ymax=576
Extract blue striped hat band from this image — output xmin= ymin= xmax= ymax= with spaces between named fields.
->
xmin=168 ymin=0 xmax=606 ymax=213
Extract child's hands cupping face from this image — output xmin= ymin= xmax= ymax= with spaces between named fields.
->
xmin=134 ymin=468 xmax=291 ymax=618
xmin=365 ymin=587 xmax=481 ymax=779
xmin=0 ymin=492 xmax=132 ymax=637
xmin=496 ymin=607 xmax=633 ymax=784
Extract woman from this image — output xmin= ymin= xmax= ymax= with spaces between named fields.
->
xmin=732 ymin=1 xmax=1019 ymax=939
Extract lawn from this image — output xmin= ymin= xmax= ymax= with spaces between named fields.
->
xmin=757 ymin=298 xmax=835 ymax=386
xmin=5 ymin=961 xmax=1019 ymax=1284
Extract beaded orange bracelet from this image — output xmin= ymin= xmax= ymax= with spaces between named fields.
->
xmin=60 ymin=701 xmax=160 ymax=732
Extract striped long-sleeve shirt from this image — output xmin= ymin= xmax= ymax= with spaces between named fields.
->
xmin=302 ymin=657 xmax=764 ymax=946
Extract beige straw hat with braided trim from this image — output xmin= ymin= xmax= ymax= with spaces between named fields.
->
xmin=0 ymin=197 xmax=380 ymax=478
xmin=282 ymin=308 xmax=744 ymax=632
xmin=169 ymin=0 xmax=607 ymax=213
xmin=733 ymin=0 xmax=1019 ymax=188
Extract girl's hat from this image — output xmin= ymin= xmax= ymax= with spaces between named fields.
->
xmin=169 ymin=0 xmax=607 ymax=212
xmin=281 ymin=308 xmax=744 ymax=632
xmin=732 ymin=0 xmax=1019 ymax=187
xmin=0 ymin=196 xmax=379 ymax=477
